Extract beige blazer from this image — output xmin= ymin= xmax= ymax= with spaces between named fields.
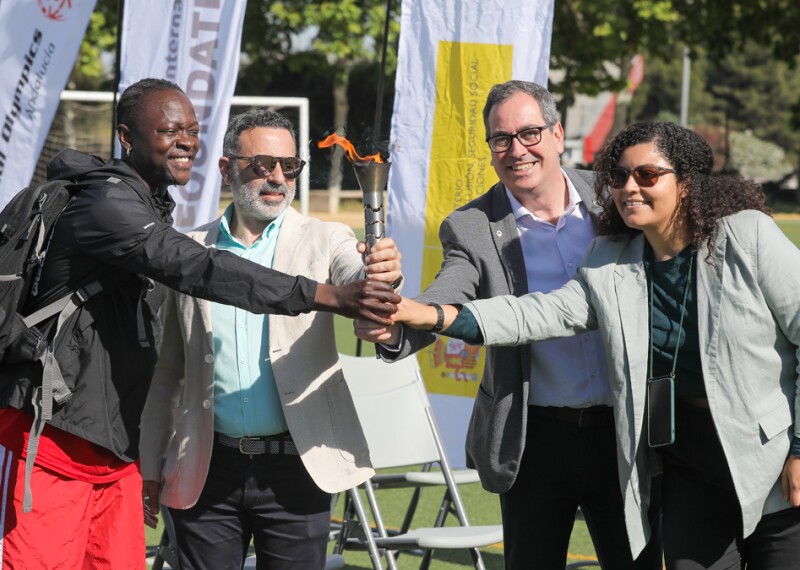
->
xmin=465 ymin=211 xmax=800 ymax=556
xmin=139 ymin=207 xmax=374 ymax=507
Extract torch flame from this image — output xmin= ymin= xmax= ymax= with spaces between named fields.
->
xmin=317 ymin=133 xmax=384 ymax=163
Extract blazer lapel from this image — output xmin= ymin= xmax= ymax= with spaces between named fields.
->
xmin=273 ymin=208 xmax=305 ymax=273
xmin=613 ymin=235 xmax=649 ymax=448
xmin=488 ymin=183 xmax=528 ymax=296
xmin=695 ymin=229 xmax=727 ymax=401
xmin=184 ymin=222 xmax=220 ymax=351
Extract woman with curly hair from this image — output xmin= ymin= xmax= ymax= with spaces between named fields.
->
xmin=394 ymin=121 xmax=800 ymax=568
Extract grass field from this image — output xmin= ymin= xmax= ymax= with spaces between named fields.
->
xmin=777 ymin=217 xmax=800 ymax=246
xmin=145 ymin=219 xmax=800 ymax=568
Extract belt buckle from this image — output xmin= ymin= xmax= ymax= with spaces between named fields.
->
xmin=238 ymin=437 xmax=261 ymax=455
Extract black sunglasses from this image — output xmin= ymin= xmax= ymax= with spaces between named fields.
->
xmin=227 ymin=155 xmax=306 ymax=179
xmin=608 ymin=165 xmax=675 ymax=189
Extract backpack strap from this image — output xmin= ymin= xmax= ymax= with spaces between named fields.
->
xmin=21 ymin=278 xmax=129 ymax=513
xmin=19 ymin=174 xmax=143 ymax=513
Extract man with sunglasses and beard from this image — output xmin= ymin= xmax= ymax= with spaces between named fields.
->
xmin=139 ymin=108 xmax=402 ymax=570
xmin=355 ymin=80 xmax=662 ymax=568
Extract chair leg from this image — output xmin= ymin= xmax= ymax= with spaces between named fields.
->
xmin=332 ymin=492 xmax=352 ymax=555
xmin=399 ymin=486 xmax=423 ymax=534
xmin=468 ymin=547 xmax=487 ymax=570
xmin=348 ymin=488 xmax=386 ymax=570
xmin=153 ymin=510 xmax=181 ymax=570
xmin=151 ymin=529 xmax=169 ymax=570
xmin=362 ymin=481 xmax=400 ymax=570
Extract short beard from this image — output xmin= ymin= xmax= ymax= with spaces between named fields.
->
xmin=230 ymin=169 xmax=295 ymax=222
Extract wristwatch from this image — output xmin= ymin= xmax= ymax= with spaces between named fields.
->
xmin=427 ymin=302 xmax=445 ymax=333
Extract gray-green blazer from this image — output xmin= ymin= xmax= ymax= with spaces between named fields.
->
xmin=465 ymin=210 xmax=800 ymax=556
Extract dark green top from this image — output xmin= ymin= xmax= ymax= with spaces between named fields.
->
xmin=645 ymin=245 xmax=705 ymax=399
xmin=444 ymin=305 xmax=483 ymax=344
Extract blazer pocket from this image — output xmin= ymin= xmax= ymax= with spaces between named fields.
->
xmin=758 ymin=400 xmax=792 ymax=441
xmin=325 ymin=376 xmax=370 ymax=463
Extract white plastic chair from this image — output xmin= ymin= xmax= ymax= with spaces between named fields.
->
xmin=334 ymin=354 xmax=503 ymax=570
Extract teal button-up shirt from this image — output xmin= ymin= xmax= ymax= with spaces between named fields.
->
xmin=210 ymin=205 xmax=289 ymax=437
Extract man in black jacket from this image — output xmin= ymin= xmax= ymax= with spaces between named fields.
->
xmin=0 ymin=78 xmax=400 ymax=569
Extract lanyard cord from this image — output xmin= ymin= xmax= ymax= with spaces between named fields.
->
xmin=648 ymin=252 xmax=694 ymax=379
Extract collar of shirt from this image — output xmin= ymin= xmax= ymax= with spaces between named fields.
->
xmin=505 ymin=168 xmax=585 ymax=230
xmin=216 ymin=203 xmax=287 ymax=250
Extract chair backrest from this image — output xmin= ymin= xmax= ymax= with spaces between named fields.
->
xmin=338 ymin=353 xmax=441 ymax=469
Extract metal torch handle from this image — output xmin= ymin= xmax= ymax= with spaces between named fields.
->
xmin=362 ymin=189 xmax=385 ymax=248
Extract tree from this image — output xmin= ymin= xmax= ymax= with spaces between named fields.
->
xmin=551 ymin=0 xmax=680 ymax=128
xmin=71 ymin=1 xmax=800 ymax=184
xmin=551 ymin=0 xmax=800 ymax=137
xmin=261 ymin=0 xmax=400 ymax=198
xmin=69 ymin=0 xmax=117 ymax=91
xmin=630 ymin=41 xmax=800 ymax=174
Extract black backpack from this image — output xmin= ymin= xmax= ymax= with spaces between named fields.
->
xmin=0 ymin=175 xmax=126 ymax=512
xmin=0 ymin=179 xmax=85 ymax=365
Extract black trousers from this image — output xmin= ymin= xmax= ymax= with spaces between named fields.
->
xmin=168 ymin=437 xmax=331 ymax=570
xmin=500 ymin=406 xmax=663 ymax=569
xmin=660 ymin=399 xmax=800 ymax=570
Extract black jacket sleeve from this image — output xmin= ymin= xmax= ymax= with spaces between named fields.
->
xmin=66 ymin=183 xmax=317 ymax=316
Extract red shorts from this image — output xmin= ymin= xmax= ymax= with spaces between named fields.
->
xmin=0 ymin=445 xmax=146 ymax=569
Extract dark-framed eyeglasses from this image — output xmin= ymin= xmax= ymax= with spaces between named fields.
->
xmin=485 ymin=124 xmax=551 ymax=153
xmin=226 ymin=155 xmax=306 ymax=179
xmin=608 ymin=165 xmax=676 ymax=189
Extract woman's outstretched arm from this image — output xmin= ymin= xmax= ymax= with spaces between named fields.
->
xmin=394 ymin=297 xmax=483 ymax=344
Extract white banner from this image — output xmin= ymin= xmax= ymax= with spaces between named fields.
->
xmin=388 ymin=0 xmax=554 ymax=466
xmin=119 ymin=0 xmax=246 ymax=232
xmin=0 ymin=0 xmax=97 ymax=208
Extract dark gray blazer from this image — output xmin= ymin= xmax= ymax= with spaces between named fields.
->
xmin=378 ymin=168 xmax=598 ymax=493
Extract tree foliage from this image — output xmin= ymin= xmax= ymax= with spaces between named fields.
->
xmin=251 ymin=1 xmax=400 ymax=189
xmin=69 ymin=0 xmax=800 ymax=179
xmin=69 ymin=0 xmax=117 ymax=90
xmin=631 ymin=40 xmax=800 ymax=171
xmin=551 ymin=0 xmax=679 ymax=115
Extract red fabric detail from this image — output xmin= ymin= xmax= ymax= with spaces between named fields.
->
xmin=0 ymin=408 xmax=138 ymax=483
xmin=0 ymin=454 xmax=146 ymax=569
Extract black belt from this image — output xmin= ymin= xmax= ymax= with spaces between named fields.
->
xmin=530 ymin=405 xmax=614 ymax=428
xmin=215 ymin=432 xmax=298 ymax=455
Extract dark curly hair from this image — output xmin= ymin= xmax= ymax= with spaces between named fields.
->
xmin=594 ymin=121 xmax=770 ymax=258
xmin=117 ymin=78 xmax=185 ymax=130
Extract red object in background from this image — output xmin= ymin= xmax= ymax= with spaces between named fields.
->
xmin=583 ymin=94 xmax=617 ymax=165
xmin=628 ymin=55 xmax=645 ymax=93
xmin=582 ymin=54 xmax=646 ymax=165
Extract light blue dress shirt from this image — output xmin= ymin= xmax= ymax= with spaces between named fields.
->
xmin=210 ymin=205 xmax=289 ymax=437
xmin=506 ymin=170 xmax=611 ymax=407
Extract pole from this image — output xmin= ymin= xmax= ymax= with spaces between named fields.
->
xmin=679 ymin=45 xmax=690 ymax=127
xmin=111 ymin=0 xmax=124 ymax=157
xmin=358 ymin=0 xmax=393 ymax=357
xmin=372 ymin=0 xmax=393 ymax=150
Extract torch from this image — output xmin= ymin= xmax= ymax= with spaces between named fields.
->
xmin=317 ymin=134 xmax=389 ymax=248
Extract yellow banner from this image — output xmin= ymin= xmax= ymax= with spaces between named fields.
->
xmin=419 ymin=41 xmax=512 ymax=397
